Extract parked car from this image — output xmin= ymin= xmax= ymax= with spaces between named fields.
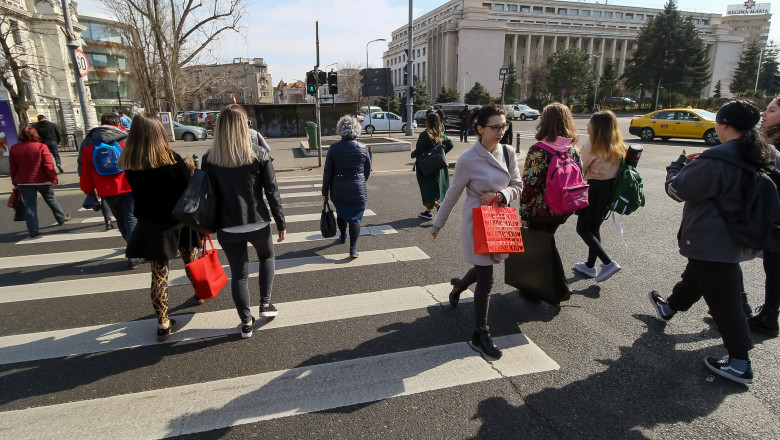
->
xmin=414 ymin=109 xmax=428 ymax=127
xmin=628 ymin=108 xmax=719 ymax=146
xmin=439 ymin=103 xmax=481 ymax=129
xmin=173 ymin=121 xmax=208 ymax=141
xmin=359 ymin=106 xmax=383 ymax=115
xmin=504 ymin=104 xmax=540 ymax=121
xmin=358 ymin=112 xmax=416 ymax=134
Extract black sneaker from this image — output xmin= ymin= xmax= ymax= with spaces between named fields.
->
xmin=259 ymin=303 xmax=278 ymax=317
xmin=418 ymin=211 xmax=432 ymax=220
xmin=471 ymin=328 xmax=502 ymax=359
xmin=648 ymin=290 xmax=675 ymax=322
xmin=241 ymin=317 xmax=256 ymax=339
xmin=449 ymin=278 xmax=466 ymax=307
xmin=748 ymin=305 xmax=779 ymax=337
xmin=704 ymin=355 xmax=753 ymax=384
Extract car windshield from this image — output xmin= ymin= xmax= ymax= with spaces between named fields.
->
xmin=173 ymin=122 xmax=182 ymax=127
xmin=518 ymin=105 xmax=530 ymax=110
xmin=696 ymin=110 xmax=716 ymax=121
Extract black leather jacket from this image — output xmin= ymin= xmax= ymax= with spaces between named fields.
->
xmin=202 ymin=146 xmax=286 ymax=231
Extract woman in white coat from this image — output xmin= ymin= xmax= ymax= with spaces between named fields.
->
xmin=431 ymin=104 xmax=523 ymax=359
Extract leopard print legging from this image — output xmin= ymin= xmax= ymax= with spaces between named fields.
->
xmin=150 ymin=247 xmax=199 ymax=325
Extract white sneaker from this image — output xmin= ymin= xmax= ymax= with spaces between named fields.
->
xmin=595 ymin=261 xmax=621 ymax=282
xmin=574 ymin=262 xmax=597 ymax=278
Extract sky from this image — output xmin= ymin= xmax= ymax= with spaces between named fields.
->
xmin=76 ymin=0 xmax=779 ymax=85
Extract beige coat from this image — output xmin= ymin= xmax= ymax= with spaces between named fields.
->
xmin=432 ymin=142 xmax=523 ymax=266
xmin=580 ymin=143 xmax=621 ymax=181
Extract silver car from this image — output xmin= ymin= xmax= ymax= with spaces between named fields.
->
xmin=173 ymin=121 xmax=208 ymax=141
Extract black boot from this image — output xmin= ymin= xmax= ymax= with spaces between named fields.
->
xmin=449 ymin=278 xmax=467 ymax=307
xmin=472 ymin=327 xmax=502 ymax=359
xmin=748 ymin=306 xmax=779 ymax=337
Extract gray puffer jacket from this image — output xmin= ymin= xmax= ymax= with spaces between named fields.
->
xmin=665 ymin=139 xmax=761 ymax=263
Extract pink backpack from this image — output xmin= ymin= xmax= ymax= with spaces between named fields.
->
xmin=535 ymin=142 xmax=589 ymax=215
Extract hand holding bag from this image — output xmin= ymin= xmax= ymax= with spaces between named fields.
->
xmin=473 ymin=197 xmax=524 ymax=254
xmin=172 ymin=169 xmax=217 ymax=235
xmin=416 ymin=145 xmax=448 ymax=176
xmin=320 ymin=199 xmax=337 ymax=238
xmin=8 ymin=188 xmax=24 ymax=222
xmin=185 ymin=235 xmax=228 ymax=300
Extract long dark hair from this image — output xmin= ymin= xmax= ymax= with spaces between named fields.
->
xmin=762 ymin=97 xmax=780 ymax=149
xmin=719 ymin=100 xmax=774 ymax=165
xmin=471 ymin=104 xmax=506 ymax=139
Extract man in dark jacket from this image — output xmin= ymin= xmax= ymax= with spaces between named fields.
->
xmin=459 ymin=105 xmax=471 ymax=142
xmin=33 ymin=115 xmax=63 ymax=173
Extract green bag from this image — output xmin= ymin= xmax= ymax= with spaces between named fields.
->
xmin=604 ymin=158 xmax=645 ymax=222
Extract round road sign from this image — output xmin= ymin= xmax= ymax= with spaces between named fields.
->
xmin=74 ymin=49 xmax=89 ymax=77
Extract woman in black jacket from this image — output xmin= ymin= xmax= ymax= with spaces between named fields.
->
xmin=119 ymin=113 xmax=200 ymax=342
xmin=322 ymin=115 xmax=371 ymax=258
xmin=202 ymin=104 xmax=286 ymax=339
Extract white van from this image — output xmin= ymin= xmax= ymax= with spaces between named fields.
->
xmin=359 ymin=106 xmax=382 ymax=115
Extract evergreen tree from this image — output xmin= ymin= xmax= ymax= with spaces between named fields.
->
xmin=412 ymin=76 xmax=431 ymax=111
xmin=464 ymin=82 xmax=492 ymax=105
xmin=730 ymin=42 xmax=762 ymax=95
xmin=757 ymin=41 xmax=780 ymax=96
xmin=598 ymin=59 xmax=619 ymax=100
xmin=504 ymin=62 xmax=521 ymax=102
xmin=378 ymin=94 xmax=400 ymax=114
xmin=436 ymin=86 xmax=460 ymax=103
xmin=623 ymin=0 xmax=711 ymax=106
xmin=713 ymin=80 xmax=722 ymax=98
xmin=545 ymin=48 xmax=595 ymax=105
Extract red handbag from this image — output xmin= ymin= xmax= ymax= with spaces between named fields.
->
xmin=7 ymin=188 xmax=20 ymax=208
xmin=185 ymin=235 xmax=228 ymax=300
xmin=473 ymin=198 xmax=525 ymax=254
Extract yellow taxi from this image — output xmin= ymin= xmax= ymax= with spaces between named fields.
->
xmin=628 ymin=108 xmax=720 ymax=146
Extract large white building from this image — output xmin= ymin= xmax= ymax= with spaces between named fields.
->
xmin=384 ymin=0 xmax=745 ymax=101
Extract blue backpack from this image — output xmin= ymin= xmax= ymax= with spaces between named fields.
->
xmin=93 ymin=141 xmax=124 ymax=176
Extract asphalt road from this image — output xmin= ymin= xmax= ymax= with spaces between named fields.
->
xmin=0 ymin=117 xmax=777 ymax=439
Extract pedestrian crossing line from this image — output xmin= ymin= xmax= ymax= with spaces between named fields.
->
xmin=16 ymin=230 xmax=122 ymax=245
xmin=279 ymin=191 xmax=321 ymax=199
xmin=276 ymin=176 xmax=322 ymax=183
xmin=1 ymin=225 xmax=398 ymax=269
xmin=0 ymin=333 xmax=558 ymax=440
xmin=0 ymin=283 xmax=473 ymax=365
xmin=277 ymin=183 xmax=321 ymax=190
xmin=0 ymin=247 xmax=429 ymax=303
xmin=77 ymin=209 xmax=377 ymax=225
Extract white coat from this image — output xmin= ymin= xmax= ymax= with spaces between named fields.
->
xmin=432 ymin=141 xmax=523 ymax=266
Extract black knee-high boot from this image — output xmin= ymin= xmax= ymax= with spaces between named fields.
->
xmin=336 ymin=216 xmax=347 ymax=244
xmin=348 ymin=223 xmax=361 ymax=257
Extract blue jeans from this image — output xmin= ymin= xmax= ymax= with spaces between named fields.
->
xmin=104 ymin=192 xmax=137 ymax=242
xmin=19 ymin=185 xmax=66 ymax=234
xmin=44 ymin=141 xmax=61 ymax=167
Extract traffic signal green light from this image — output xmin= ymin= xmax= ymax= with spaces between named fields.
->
xmin=306 ymin=71 xmax=317 ymax=96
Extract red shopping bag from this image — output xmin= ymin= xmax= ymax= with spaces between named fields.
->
xmin=473 ymin=202 xmax=525 ymax=254
xmin=185 ymin=235 xmax=228 ymax=300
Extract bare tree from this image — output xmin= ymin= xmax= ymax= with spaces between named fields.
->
xmin=103 ymin=0 xmax=246 ymax=114
xmin=335 ymin=60 xmax=366 ymax=111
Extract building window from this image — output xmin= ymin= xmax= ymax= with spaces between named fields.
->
xmin=604 ymin=11 xmax=612 ymax=18
xmin=625 ymin=13 xmax=633 ymax=19
xmin=9 ymin=20 xmax=21 ymax=45
xmin=593 ymin=11 xmax=601 ymax=17
xmin=423 ymin=47 xmax=426 ymax=55
xmin=482 ymin=2 xmax=491 ymax=8
xmin=617 ymin=42 xmax=622 ymax=50
xmin=532 ymin=6 xmax=542 ymax=13
xmin=545 ymin=7 xmax=554 ymax=13
xmin=417 ymin=49 xmax=420 ymax=57
xmin=494 ymin=4 xmax=504 ymax=11
xmin=702 ymin=18 xmax=710 ymax=25
xmin=508 ymin=5 xmax=517 ymax=11
xmin=581 ymin=10 xmax=590 ymax=16
xmin=636 ymin=14 xmax=643 ymax=20
xmin=422 ymin=61 xmax=426 ymax=81
xmin=558 ymin=8 xmax=566 ymax=15
xmin=521 ymin=5 xmax=530 ymax=12
xmin=614 ymin=12 xmax=623 ymax=18
xmin=569 ymin=9 xmax=578 ymax=15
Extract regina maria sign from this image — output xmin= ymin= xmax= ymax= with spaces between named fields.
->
xmin=727 ymin=2 xmax=771 ymax=15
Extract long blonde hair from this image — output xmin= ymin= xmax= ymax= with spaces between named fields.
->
xmin=208 ymin=104 xmax=255 ymax=168
xmin=535 ymin=102 xmax=579 ymax=144
xmin=425 ymin=112 xmax=443 ymax=144
xmin=588 ymin=110 xmax=626 ymax=163
xmin=118 ymin=112 xmax=176 ymax=170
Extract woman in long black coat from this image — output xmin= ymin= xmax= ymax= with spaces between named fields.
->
xmin=322 ymin=115 xmax=371 ymax=258
xmin=411 ymin=112 xmax=454 ymax=220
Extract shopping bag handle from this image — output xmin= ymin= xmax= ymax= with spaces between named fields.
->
xmin=201 ymin=234 xmax=215 ymax=257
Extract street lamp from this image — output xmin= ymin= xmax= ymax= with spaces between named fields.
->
xmin=461 ymin=72 xmax=471 ymax=102
xmin=366 ymin=38 xmax=386 ymax=139
xmin=592 ymin=55 xmax=600 ymax=109
xmin=654 ymin=79 xmax=662 ymax=111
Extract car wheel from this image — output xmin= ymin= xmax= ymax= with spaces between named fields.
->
xmin=639 ymin=127 xmax=655 ymax=142
xmin=704 ymin=129 xmax=720 ymax=146
xmin=401 ymin=124 xmax=407 ymax=132
xmin=182 ymin=132 xmax=196 ymax=142
xmin=366 ymin=125 xmax=375 ymax=134
xmin=520 ymin=114 xmax=527 ymax=121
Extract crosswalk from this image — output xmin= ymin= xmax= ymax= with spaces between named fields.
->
xmin=0 ymin=172 xmax=558 ymax=439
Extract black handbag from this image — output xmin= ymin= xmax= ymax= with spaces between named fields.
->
xmin=320 ymin=200 xmax=337 ymax=238
xmin=504 ymin=227 xmax=570 ymax=306
xmin=416 ymin=145 xmax=448 ymax=176
xmin=172 ymin=169 xmax=217 ymax=235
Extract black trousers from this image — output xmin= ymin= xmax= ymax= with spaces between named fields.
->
xmin=763 ymin=250 xmax=780 ymax=310
xmin=667 ymin=259 xmax=751 ymax=360
xmin=459 ymin=265 xmax=494 ymax=329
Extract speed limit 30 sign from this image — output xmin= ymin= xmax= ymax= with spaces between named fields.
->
xmin=74 ymin=49 xmax=90 ymax=77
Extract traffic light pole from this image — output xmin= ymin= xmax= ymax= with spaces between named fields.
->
xmin=315 ymin=21 xmax=322 ymax=167
xmin=405 ymin=0 xmax=413 ymax=137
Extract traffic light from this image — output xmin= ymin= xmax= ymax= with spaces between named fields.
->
xmin=318 ymin=71 xmax=327 ymax=86
xmin=410 ymin=86 xmax=416 ymax=99
xmin=328 ymin=71 xmax=338 ymax=95
xmin=306 ymin=71 xmax=316 ymax=96
xmin=403 ymin=64 xmax=408 ymax=86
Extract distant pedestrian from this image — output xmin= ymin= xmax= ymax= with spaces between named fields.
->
xmin=459 ymin=105 xmax=470 ymax=142
xmin=499 ymin=120 xmax=513 ymax=145
xmin=412 ymin=112 xmax=453 ymax=220
xmin=248 ymin=120 xmax=271 ymax=152
xmin=592 ymin=104 xmax=600 ymax=113
xmin=9 ymin=126 xmax=70 ymax=238
xmin=436 ymin=107 xmax=445 ymax=130
xmin=431 ymin=104 xmax=522 ymax=359
xmin=744 ymin=96 xmax=780 ymax=337
xmin=649 ymin=100 xmax=772 ymax=384
xmin=203 ymin=104 xmax=286 ymax=338
xmin=119 ymin=112 xmax=200 ymax=342
xmin=426 ymin=106 xmax=434 ymax=116
xmin=80 ymin=112 xmax=142 ymax=269
xmin=574 ymin=110 xmax=625 ymax=282
xmin=322 ymin=115 xmax=371 ymax=258
xmin=32 ymin=115 xmax=64 ymax=173
xmin=118 ymin=110 xmax=132 ymax=131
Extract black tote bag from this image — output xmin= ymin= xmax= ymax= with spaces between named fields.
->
xmin=172 ymin=169 xmax=217 ymax=235
xmin=320 ymin=200 xmax=337 ymax=238
xmin=416 ymin=145 xmax=448 ymax=176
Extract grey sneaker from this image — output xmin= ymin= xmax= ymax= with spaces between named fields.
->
xmin=704 ymin=355 xmax=753 ymax=384
xmin=595 ymin=261 xmax=621 ymax=282
xmin=648 ymin=290 xmax=675 ymax=322
xmin=259 ymin=303 xmax=278 ymax=317
xmin=574 ymin=262 xmax=597 ymax=278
